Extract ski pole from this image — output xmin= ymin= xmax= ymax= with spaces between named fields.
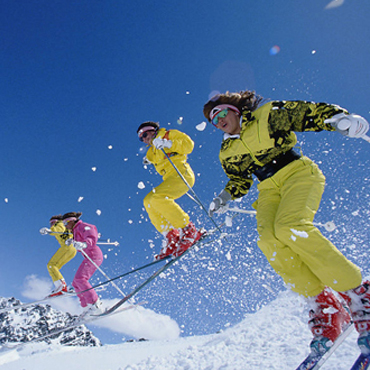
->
xmin=362 ymin=134 xmax=370 ymax=143
xmin=97 ymin=241 xmax=120 ymax=246
xmin=161 ymin=149 xmax=222 ymax=234
xmin=225 ymin=206 xmax=336 ymax=232
xmin=44 ymin=231 xmax=119 ymax=246
xmin=69 ymin=257 xmax=172 ymax=296
xmin=69 ymin=218 xmax=231 ymax=302
xmin=185 ymin=191 xmax=203 ymax=208
xmin=79 ymin=249 xmax=126 ymax=298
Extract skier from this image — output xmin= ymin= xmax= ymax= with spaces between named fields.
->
xmin=40 ymin=214 xmax=76 ymax=297
xmin=203 ymin=90 xmax=370 ymax=356
xmin=137 ymin=121 xmax=203 ymax=260
xmin=62 ymin=212 xmax=103 ymax=317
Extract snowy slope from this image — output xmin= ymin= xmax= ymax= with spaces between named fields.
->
xmin=0 ymin=290 xmax=360 ymax=370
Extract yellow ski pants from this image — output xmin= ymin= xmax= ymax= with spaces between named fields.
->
xmin=47 ymin=245 xmax=77 ymax=282
xmin=144 ymin=166 xmax=195 ymax=233
xmin=255 ymin=156 xmax=362 ymax=297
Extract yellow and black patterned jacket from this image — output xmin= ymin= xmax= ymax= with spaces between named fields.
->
xmin=220 ymin=100 xmax=348 ymax=199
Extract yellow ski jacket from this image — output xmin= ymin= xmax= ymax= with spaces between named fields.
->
xmin=219 ymin=100 xmax=348 ymax=199
xmin=146 ymin=128 xmax=194 ymax=179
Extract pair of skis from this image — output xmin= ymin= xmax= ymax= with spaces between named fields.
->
xmin=296 ymin=324 xmax=370 ymax=370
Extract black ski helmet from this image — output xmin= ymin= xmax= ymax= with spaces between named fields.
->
xmin=137 ymin=121 xmax=160 ymax=134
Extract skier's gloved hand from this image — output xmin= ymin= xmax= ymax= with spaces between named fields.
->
xmin=152 ymin=137 xmax=173 ymax=150
xmin=65 ymin=238 xmax=73 ymax=246
xmin=73 ymin=241 xmax=87 ymax=251
xmin=209 ymin=190 xmax=232 ymax=217
xmin=325 ymin=113 xmax=369 ymax=138
xmin=39 ymin=227 xmax=51 ymax=235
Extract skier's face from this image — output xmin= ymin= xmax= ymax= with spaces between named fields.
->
xmin=138 ymin=129 xmax=156 ymax=145
xmin=213 ymin=109 xmax=241 ymax=135
xmin=64 ymin=220 xmax=75 ymax=230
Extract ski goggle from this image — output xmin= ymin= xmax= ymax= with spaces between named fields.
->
xmin=138 ymin=127 xmax=156 ymax=142
xmin=49 ymin=219 xmax=59 ymax=226
xmin=209 ymin=104 xmax=241 ymax=126
xmin=211 ymin=109 xmax=229 ymax=126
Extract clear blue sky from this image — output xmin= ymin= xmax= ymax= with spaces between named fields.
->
xmin=1 ymin=0 xmax=370 ymax=343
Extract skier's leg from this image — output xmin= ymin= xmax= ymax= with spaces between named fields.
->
xmin=144 ymin=170 xmax=194 ymax=233
xmin=256 ymin=184 xmax=325 ymax=297
xmin=72 ymin=250 xmax=103 ymax=307
xmin=47 ymin=245 xmax=77 ymax=282
xmin=272 ymin=157 xmax=362 ymax=293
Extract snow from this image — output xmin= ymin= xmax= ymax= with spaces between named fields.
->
xmin=0 ymin=290 xmax=361 ymax=370
xmin=196 ymin=122 xmax=207 ymax=131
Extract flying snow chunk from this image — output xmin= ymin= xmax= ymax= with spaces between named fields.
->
xmin=312 ymin=50 xmax=316 ymax=55
xmin=96 ymin=209 xmax=102 ymax=216
xmin=138 ymin=181 xmax=146 ymax=189
xmin=78 ymin=197 xmax=84 ymax=203
xmin=108 ymin=145 xmax=113 ymax=150
xmin=4 ymin=198 xmax=8 ymax=203
xmin=291 ymin=229 xmax=309 ymax=238
xmin=186 ymin=91 xmax=190 ymax=95
xmin=325 ymin=0 xmax=344 ymax=9
xmin=92 ymin=167 xmax=97 ymax=172
xmin=225 ymin=215 xmax=233 ymax=227
xmin=138 ymin=146 xmax=146 ymax=155
xmin=196 ymin=121 xmax=207 ymax=131
xmin=177 ymin=117 xmax=183 ymax=125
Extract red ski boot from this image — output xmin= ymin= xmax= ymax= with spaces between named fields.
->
xmin=308 ymin=288 xmax=351 ymax=355
xmin=173 ymin=222 xmax=204 ymax=257
xmin=48 ymin=279 xmax=68 ymax=298
xmin=154 ymin=229 xmax=180 ymax=261
xmin=340 ymin=281 xmax=370 ymax=354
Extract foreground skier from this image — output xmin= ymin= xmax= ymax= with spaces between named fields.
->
xmin=203 ymin=90 xmax=370 ymax=356
xmin=137 ymin=121 xmax=203 ymax=260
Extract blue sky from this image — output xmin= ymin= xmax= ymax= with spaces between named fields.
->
xmin=1 ymin=0 xmax=370 ymax=343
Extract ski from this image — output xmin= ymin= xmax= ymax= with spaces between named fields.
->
xmin=97 ymin=228 xmax=224 ymax=317
xmin=350 ymin=353 xmax=370 ymax=370
xmin=295 ymin=324 xmax=354 ymax=370
xmin=1 ymin=301 xmax=144 ymax=350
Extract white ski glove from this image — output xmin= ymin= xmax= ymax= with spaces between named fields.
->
xmin=65 ymin=238 xmax=73 ymax=246
xmin=209 ymin=190 xmax=232 ymax=217
xmin=152 ymin=137 xmax=173 ymax=150
xmin=325 ymin=113 xmax=369 ymax=138
xmin=39 ymin=227 xmax=51 ymax=235
xmin=73 ymin=241 xmax=87 ymax=251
